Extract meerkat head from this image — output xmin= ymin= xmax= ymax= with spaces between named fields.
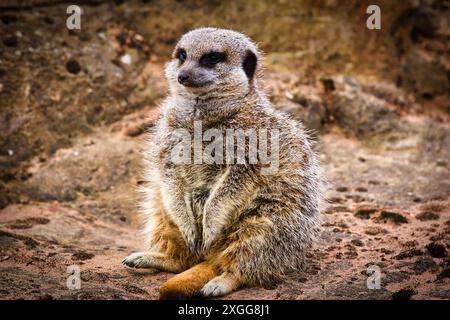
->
xmin=165 ymin=28 xmax=260 ymax=100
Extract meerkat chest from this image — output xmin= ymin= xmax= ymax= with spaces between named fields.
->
xmin=160 ymin=123 xmax=228 ymax=216
xmin=179 ymin=164 xmax=224 ymax=217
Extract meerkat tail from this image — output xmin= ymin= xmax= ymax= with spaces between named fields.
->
xmin=159 ymin=261 xmax=218 ymax=300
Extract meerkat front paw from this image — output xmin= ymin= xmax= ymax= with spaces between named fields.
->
xmin=200 ymin=280 xmax=229 ymax=297
xmin=122 ymin=252 xmax=154 ymax=268
xmin=200 ymin=273 xmax=240 ymax=297
xmin=122 ymin=251 xmax=183 ymax=273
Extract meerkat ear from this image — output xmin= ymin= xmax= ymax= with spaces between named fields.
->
xmin=242 ymin=50 xmax=257 ymax=80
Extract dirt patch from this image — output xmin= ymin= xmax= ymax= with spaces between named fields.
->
xmin=364 ymin=227 xmax=388 ymax=236
xmin=426 ymin=242 xmax=447 ymax=258
xmin=376 ymin=210 xmax=409 ymax=225
xmin=436 ymin=268 xmax=450 ymax=281
xmin=416 ymin=211 xmax=440 ymax=221
xmin=8 ymin=217 xmax=50 ymax=229
xmin=354 ymin=206 xmax=378 ymax=220
xmin=395 ymin=249 xmax=423 ymax=260
xmin=72 ymin=251 xmax=95 ymax=261
xmin=392 ymin=288 xmax=417 ymax=300
xmin=0 ymin=230 xmax=39 ymax=248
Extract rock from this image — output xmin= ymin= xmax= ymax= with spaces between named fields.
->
xmin=2 ymin=35 xmax=18 ymax=47
xmin=394 ymin=249 xmax=423 ymax=260
xmin=20 ymin=134 xmax=140 ymax=210
xmin=122 ymin=284 xmax=147 ymax=295
xmin=402 ymin=49 xmax=448 ymax=98
xmin=65 ymin=59 xmax=81 ymax=74
xmin=72 ymin=251 xmax=95 ymax=261
xmin=354 ymin=206 xmax=377 ymax=220
xmin=426 ymin=242 xmax=446 ymax=258
xmin=391 ymin=288 xmax=417 ymax=300
xmin=363 ymin=81 xmax=408 ymax=107
xmin=384 ymin=271 xmax=410 ymax=285
xmin=350 ymin=239 xmax=364 ymax=247
xmin=331 ymin=79 xmax=402 ymax=139
xmin=321 ymin=78 xmax=335 ymax=92
xmin=277 ymin=85 xmax=326 ymax=132
xmin=328 ymin=196 xmax=346 ymax=204
xmin=278 ymin=96 xmax=326 ymax=132
xmin=412 ymin=257 xmax=436 ymax=275
xmin=376 ymin=210 xmax=408 ymax=224
xmin=120 ymin=54 xmax=132 ymax=65
xmin=0 ymin=230 xmax=39 ymax=248
xmin=346 ymin=194 xmax=365 ymax=203
xmin=364 ymin=226 xmax=388 ymax=236
xmin=436 ymin=268 xmax=450 ymax=281
xmin=416 ymin=211 xmax=439 ymax=221
xmin=8 ymin=217 xmax=50 ymax=229
xmin=411 ymin=8 xmax=440 ymax=40
xmin=324 ymin=205 xmax=350 ymax=214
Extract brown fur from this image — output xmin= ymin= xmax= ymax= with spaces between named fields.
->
xmin=159 ymin=262 xmax=217 ymax=299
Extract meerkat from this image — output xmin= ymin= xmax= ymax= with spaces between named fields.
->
xmin=122 ymin=27 xmax=323 ymax=299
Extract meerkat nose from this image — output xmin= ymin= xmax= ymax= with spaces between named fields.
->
xmin=178 ymin=73 xmax=190 ymax=84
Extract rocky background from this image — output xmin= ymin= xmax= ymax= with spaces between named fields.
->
xmin=0 ymin=0 xmax=449 ymax=300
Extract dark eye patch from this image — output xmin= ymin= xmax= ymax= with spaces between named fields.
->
xmin=200 ymin=51 xmax=225 ymax=67
xmin=242 ymin=50 xmax=257 ymax=80
xmin=176 ymin=48 xmax=187 ymax=63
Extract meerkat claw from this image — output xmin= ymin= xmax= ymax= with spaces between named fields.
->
xmin=122 ymin=252 xmax=151 ymax=268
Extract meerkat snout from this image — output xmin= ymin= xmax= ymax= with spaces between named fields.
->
xmin=177 ymin=71 xmax=190 ymax=85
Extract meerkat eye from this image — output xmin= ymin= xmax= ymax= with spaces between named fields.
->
xmin=200 ymin=52 xmax=225 ymax=67
xmin=177 ymin=49 xmax=187 ymax=63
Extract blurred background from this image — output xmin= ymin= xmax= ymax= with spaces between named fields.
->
xmin=0 ymin=0 xmax=448 ymax=300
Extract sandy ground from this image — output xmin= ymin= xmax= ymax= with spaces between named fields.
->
xmin=0 ymin=126 xmax=448 ymax=300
